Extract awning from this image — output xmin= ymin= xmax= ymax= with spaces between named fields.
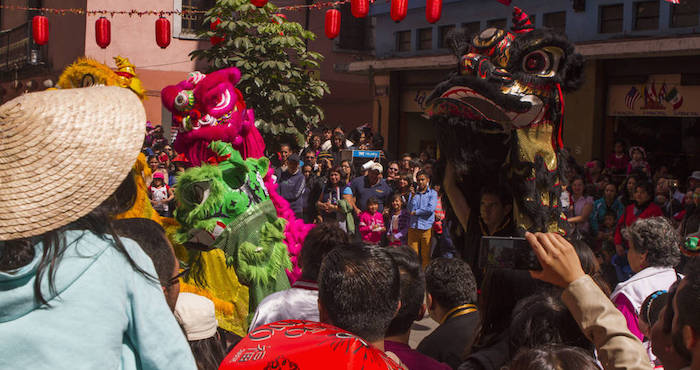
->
xmin=339 ymin=35 xmax=700 ymax=74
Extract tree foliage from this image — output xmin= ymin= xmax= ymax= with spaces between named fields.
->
xmin=190 ymin=0 xmax=329 ymax=149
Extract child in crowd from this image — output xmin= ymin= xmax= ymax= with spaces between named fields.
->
xmin=638 ymin=290 xmax=668 ymax=368
xmin=627 ymin=146 xmax=651 ymax=177
xmin=384 ymin=194 xmax=408 ymax=246
xmin=606 ymin=139 xmax=629 ymax=175
xmin=149 ymin=171 xmax=174 ymax=217
xmin=359 ymin=197 xmax=385 ymax=245
xmin=594 ymin=211 xmax=618 ymax=250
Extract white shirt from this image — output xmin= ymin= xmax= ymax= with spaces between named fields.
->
xmin=321 ymin=139 xmax=354 ymax=151
xmin=248 ymin=280 xmax=319 ymax=332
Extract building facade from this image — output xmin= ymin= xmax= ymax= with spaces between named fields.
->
xmin=344 ymin=0 xmax=700 ymax=176
xmin=0 ymin=0 xmax=372 ymax=139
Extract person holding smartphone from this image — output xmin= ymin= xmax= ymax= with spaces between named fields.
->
xmin=407 ymin=171 xmax=438 ymax=268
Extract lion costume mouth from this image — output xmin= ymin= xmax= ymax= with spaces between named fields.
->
xmin=425 ymin=83 xmax=545 ymax=131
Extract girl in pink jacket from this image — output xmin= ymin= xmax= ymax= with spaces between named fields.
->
xmin=359 ymin=197 xmax=385 ymax=245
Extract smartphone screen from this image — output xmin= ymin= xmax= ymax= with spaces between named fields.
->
xmin=479 ymin=236 xmax=542 ymax=271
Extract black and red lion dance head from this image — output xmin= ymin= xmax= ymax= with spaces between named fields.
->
xmin=426 ymin=7 xmax=584 ymax=234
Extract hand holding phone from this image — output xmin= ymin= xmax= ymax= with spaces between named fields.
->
xmin=525 ymin=232 xmax=585 ymax=288
xmin=480 ymin=236 xmax=542 ymax=271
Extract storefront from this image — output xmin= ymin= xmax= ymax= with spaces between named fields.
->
xmin=605 ymin=70 xmax=700 ymax=177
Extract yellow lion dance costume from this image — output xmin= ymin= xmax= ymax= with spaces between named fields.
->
xmin=57 ymin=57 xmax=250 ymax=336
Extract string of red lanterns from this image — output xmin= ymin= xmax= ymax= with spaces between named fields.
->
xmin=0 ymin=2 xmax=357 ymax=15
xmin=25 ymin=0 xmax=445 ymax=45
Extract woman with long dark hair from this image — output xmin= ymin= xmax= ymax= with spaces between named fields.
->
xmin=0 ymin=87 xmax=195 ymax=369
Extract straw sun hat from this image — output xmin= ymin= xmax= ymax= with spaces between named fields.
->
xmin=0 ymin=86 xmax=146 ymax=241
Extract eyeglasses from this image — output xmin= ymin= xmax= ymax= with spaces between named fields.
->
xmin=305 ymin=156 xmax=314 ymax=159
xmin=388 ymin=167 xmax=399 ymax=172
xmin=166 ymin=267 xmax=190 ymax=286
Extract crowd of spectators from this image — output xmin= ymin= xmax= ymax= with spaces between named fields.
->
xmin=11 ymin=112 xmax=700 ymax=370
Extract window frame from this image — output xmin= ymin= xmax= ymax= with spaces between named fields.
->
xmin=417 ymin=27 xmax=433 ymax=51
xmin=438 ymin=25 xmax=456 ymax=49
xmin=599 ymin=3 xmax=625 ymax=34
xmin=633 ymin=0 xmax=660 ymax=31
xmin=396 ymin=30 xmax=411 ymax=52
xmin=543 ymin=11 xmax=566 ymax=34
xmin=670 ymin=0 xmax=700 ymax=28
xmin=461 ymin=21 xmax=481 ymax=37
xmin=173 ymin=0 xmax=214 ymax=40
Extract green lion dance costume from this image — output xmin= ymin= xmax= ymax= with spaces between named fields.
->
xmin=174 ymin=140 xmax=292 ymax=315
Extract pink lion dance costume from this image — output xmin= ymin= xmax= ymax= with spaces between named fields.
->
xmin=162 ymin=67 xmax=310 ymax=282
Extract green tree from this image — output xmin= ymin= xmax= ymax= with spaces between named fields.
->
xmin=190 ymin=0 xmax=329 ymax=149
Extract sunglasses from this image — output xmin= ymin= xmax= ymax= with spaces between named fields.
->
xmin=388 ymin=168 xmax=398 ymax=172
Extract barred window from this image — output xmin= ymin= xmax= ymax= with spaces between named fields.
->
xmin=181 ymin=0 xmax=214 ymax=34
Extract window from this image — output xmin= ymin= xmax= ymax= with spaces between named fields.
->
xmin=634 ymin=1 xmax=659 ymax=30
xmin=338 ymin=4 xmax=370 ymax=50
xmin=417 ymin=28 xmax=432 ymax=50
xmin=439 ymin=25 xmax=456 ymax=48
xmin=181 ymin=0 xmax=214 ymax=34
xmin=543 ymin=12 xmax=566 ymax=34
xmin=671 ymin=0 xmax=700 ymax=27
xmin=461 ymin=21 xmax=481 ymax=37
xmin=396 ymin=30 xmax=411 ymax=52
xmin=600 ymin=4 xmax=624 ymax=33
xmin=486 ymin=18 xmax=507 ymax=29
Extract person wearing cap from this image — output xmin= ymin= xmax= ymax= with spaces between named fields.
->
xmin=175 ymin=293 xmax=227 ymax=370
xmin=276 ymin=153 xmax=306 ymax=219
xmin=407 ymin=170 xmax=438 ymax=268
xmin=149 ymin=171 xmax=175 ymax=217
xmin=0 ymin=87 xmax=195 ymax=369
xmin=348 ymin=160 xmax=393 ymax=215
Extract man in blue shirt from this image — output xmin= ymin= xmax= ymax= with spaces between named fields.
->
xmin=407 ymin=170 xmax=438 ymax=268
xmin=348 ymin=161 xmax=393 ymax=213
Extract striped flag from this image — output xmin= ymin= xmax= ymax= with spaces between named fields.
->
xmin=665 ymin=0 xmax=680 ymax=4
xmin=625 ymin=86 xmax=640 ymax=109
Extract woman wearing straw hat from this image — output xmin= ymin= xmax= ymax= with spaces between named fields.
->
xmin=0 ymin=87 xmax=196 ymax=369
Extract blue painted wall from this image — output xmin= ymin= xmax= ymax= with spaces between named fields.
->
xmin=372 ymin=0 xmax=700 ymax=58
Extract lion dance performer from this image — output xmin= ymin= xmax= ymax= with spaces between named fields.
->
xmin=425 ymin=7 xmax=584 ymax=266
xmin=57 ymin=57 xmax=252 ymax=336
xmin=161 ymin=67 xmax=313 ymax=320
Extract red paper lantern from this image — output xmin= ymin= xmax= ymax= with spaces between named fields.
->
xmin=250 ymin=0 xmax=268 ymax=7
xmin=391 ymin=0 xmax=408 ymax=22
xmin=155 ymin=17 xmax=171 ymax=49
xmin=426 ymin=0 xmax=442 ymax=23
xmin=95 ymin=17 xmax=111 ymax=49
xmin=210 ymin=18 xmax=224 ymax=46
xmin=325 ymin=9 xmax=341 ymax=39
xmin=32 ymin=15 xmax=49 ymax=46
xmin=351 ymin=0 xmax=369 ymax=18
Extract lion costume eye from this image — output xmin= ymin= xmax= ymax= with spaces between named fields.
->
xmin=521 ymin=47 xmax=563 ymax=77
xmin=191 ymin=181 xmax=211 ymax=205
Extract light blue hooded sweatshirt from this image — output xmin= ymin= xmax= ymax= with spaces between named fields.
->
xmin=0 ymin=230 xmax=196 ymax=370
